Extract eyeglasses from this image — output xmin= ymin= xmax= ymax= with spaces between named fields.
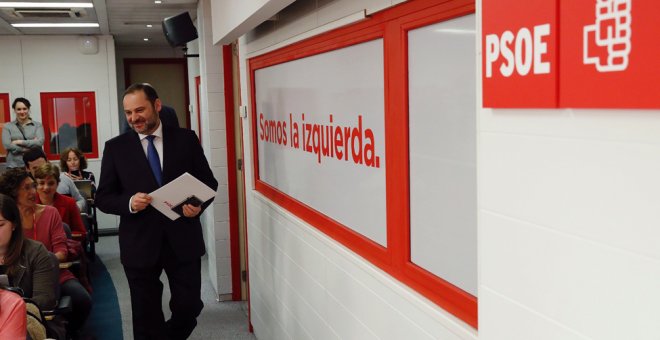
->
xmin=20 ymin=183 xmax=37 ymax=191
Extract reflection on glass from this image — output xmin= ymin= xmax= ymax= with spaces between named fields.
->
xmin=48 ymin=94 xmax=94 ymax=155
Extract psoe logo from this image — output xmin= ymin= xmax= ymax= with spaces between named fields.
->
xmin=583 ymin=0 xmax=631 ymax=72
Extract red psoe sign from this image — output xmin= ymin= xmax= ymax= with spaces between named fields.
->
xmin=482 ymin=0 xmax=558 ymax=108
xmin=560 ymin=0 xmax=660 ymax=108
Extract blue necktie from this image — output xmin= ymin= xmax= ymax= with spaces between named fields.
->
xmin=146 ymin=135 xmax=162 ymax=186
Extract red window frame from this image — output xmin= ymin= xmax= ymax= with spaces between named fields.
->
xmin=195 ymin=75 xmax=202 ymax=141
xmin=248 ymin=0 xmax=477 ymax=328
xmin=0 ymin=93 xmax=11 ymax=162
xmin=40 ymin=92 xmax=99 ymax=160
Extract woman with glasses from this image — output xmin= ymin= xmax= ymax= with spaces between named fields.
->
xmin=0 ymin=168 xmax=92 ymax=338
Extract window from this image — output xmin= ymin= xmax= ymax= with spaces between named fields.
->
xmin=249 ymin=0 xmax=477 ymax=328
xmin=40 ymin=92 xmax=99 ymax=160
xmin=0 ymin=93 xmax=11 ymax=161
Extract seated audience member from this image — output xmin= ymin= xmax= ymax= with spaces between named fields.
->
xmin=60 ymin=147 xmax=96 ymax=197
xmin=22 ymin=147 xmax=86 ymax=212
xmin=33 ymin=163 xmax=87 ymax=240
xmin=0 ymin=288 xmax=27 ymax=339
xmin=0 ymin=169 xmax=92 ymax=336
xmin=0 ymin=193 xmax=60 ymax=338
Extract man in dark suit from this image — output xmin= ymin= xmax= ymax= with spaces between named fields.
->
xmin=121 ymin=102 xmax=180 ymax=133
xmin=96 ymin=83 xmax=218 ymax=339
xmin=157 ymin=105 xmax=181 ymax=128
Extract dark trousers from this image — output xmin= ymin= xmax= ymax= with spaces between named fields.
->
xmin=61 ymin=279 xmax=93 ymax=333
xmin=123 ymin=239 xmax=203 ymax=340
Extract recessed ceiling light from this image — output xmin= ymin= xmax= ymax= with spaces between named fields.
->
xmin=154 ymin=1 xmax=162 ymax=4
xmin=143 ymin=38 xmax=149 ymax=41
xmin=12 ymin=23 xmax=100 ymax=28
xmin=0 ymin=2 xmax=94 ymax=8
xmin=146 ymin=24 xmax=153 ymax=28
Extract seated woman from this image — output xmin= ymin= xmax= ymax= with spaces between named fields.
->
xmin=0 ymin=193 xmax=59 ymax=338
xmin=33 ymin=163 xmax=87 ymax=241
xmin=0 ymin=169 xmax=92 ymax=336
xmin=60 ymin=148 xmax=96 ymax=198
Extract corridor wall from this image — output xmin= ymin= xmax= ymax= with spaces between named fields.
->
xmin=239 ymin=0 xmax=478 ymax=338
xmin=476 ymin=0 xmax=660 ymax=338
xmin=0 ymin=35 xmax=119 ymax=230
xmin=221 ymin=0 xmax=660 ymax=337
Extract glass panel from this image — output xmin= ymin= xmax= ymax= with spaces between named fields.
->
xmin=47 ymin=94 xmax=95 ymax=155
xmin=0 ymin=94 xmax=8 ymax=158
xmin=255 ymin=39 xmax=387 ymax=246
xmin=408 ymin=15 xmax=477 ymax=295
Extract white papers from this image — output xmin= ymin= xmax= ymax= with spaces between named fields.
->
xmin=149 ymin=172 xmax=217 ymax=220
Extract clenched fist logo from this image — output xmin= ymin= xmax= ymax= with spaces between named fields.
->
xmin=583 ymin=0 xmax=632 ymax=72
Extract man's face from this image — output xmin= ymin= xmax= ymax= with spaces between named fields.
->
xmin=26 ymin=157 xmax=46 ymax=177
xmin=124 ymin=90 xmax=161 ymax=135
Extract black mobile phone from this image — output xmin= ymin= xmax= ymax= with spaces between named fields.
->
xmin=171 ymin=195 xmax=203 ymax=216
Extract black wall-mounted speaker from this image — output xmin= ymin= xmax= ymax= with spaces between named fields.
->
xmin=162 ymin=12 xmax=198 ymax=47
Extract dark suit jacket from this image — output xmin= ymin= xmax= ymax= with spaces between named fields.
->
xmin=95 ymin=125 xmax=218 ymax=268
xmin=158 ymin=105 xmax=180 ymax=129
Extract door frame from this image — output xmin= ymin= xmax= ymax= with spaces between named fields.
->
xmin=222 ymin=44 xmax=249 ymax=304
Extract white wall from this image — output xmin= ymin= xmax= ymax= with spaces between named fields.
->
xmin=0 ymin=35 xmax=119 ymax=230
xmin=211 ymin=0 xmax=295 ymax=45
xmin=476 ymin=1 xmax=660 ymax=339
xmin=239 ymin=0 xmax=477 ymax=338
xmin=186 ymin=27 xmax=201 ymax=139
xmin=197 ymin=0 xmax=232 ymax=299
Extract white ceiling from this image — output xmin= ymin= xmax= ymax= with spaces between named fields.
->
xmin=0 ymin=0 xmax=198 ymax=48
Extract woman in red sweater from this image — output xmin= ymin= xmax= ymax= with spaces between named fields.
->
xmin=0 ymin=168 xmax=92 ymax=336
xmin=33 ymin=163 xmax=86 ymax=241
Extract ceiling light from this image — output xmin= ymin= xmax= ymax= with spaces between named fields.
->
xmin=143 ymin=38 xmax=149 ymax=41
xmin=146 ymin=24 xmax=153 ymax=28
xmin=12 ymin=23 xmax=99 ymax=28
xmin=154 ymin=1 xmax=162 ymax=4
xmin=0 ymin=2 xmax=93 ymax=8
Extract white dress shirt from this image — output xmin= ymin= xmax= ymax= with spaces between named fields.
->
xmin=129 ymin=121 xmax=163 ymax=213
xmin=137 ymin=122 xmax=164 ymax=169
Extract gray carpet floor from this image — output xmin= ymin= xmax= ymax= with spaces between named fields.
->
xmin=95 ymin=235 xmax=256 ymax=340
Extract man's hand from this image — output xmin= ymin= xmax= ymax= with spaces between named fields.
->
xmin=11 ymin=140 xmax=23 ymax=145
xmin=131 ymin=192 xmax=152 ymax=212
xmin=182 ymin=204 xmax=201 ymax=218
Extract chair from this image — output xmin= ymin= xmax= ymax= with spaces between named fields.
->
xmin=59 ymin=223 xmax=92 ymax=292
xmin=0 ymin=254 xmax=72 ymax=339
xmin=73 ymin=180 xmax=98 ymax=260
xmin=43 ymin=252 xmax=72 ymax=339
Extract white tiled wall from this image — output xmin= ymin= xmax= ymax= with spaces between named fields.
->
xmin=197 ymin=0 xmax=232 ymax=297
xmin=238 ymin=1 xmax=479 ymax=338
xmin=476 ymin=1 xmax=660 ymax=339
xmin=244 ymin=194 xmax=477 ymax=340
xmin=238 ymin=0 xmax=660 ymax=337
xmin=478 ymin=108 xmax=660 ymax=339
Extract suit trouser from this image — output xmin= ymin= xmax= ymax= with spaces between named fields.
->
xmin=123 ymin=238 xmax=203 ymax=340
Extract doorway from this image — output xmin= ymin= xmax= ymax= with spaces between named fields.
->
xmin=124 ymin=58 xmax=190 ymax=128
